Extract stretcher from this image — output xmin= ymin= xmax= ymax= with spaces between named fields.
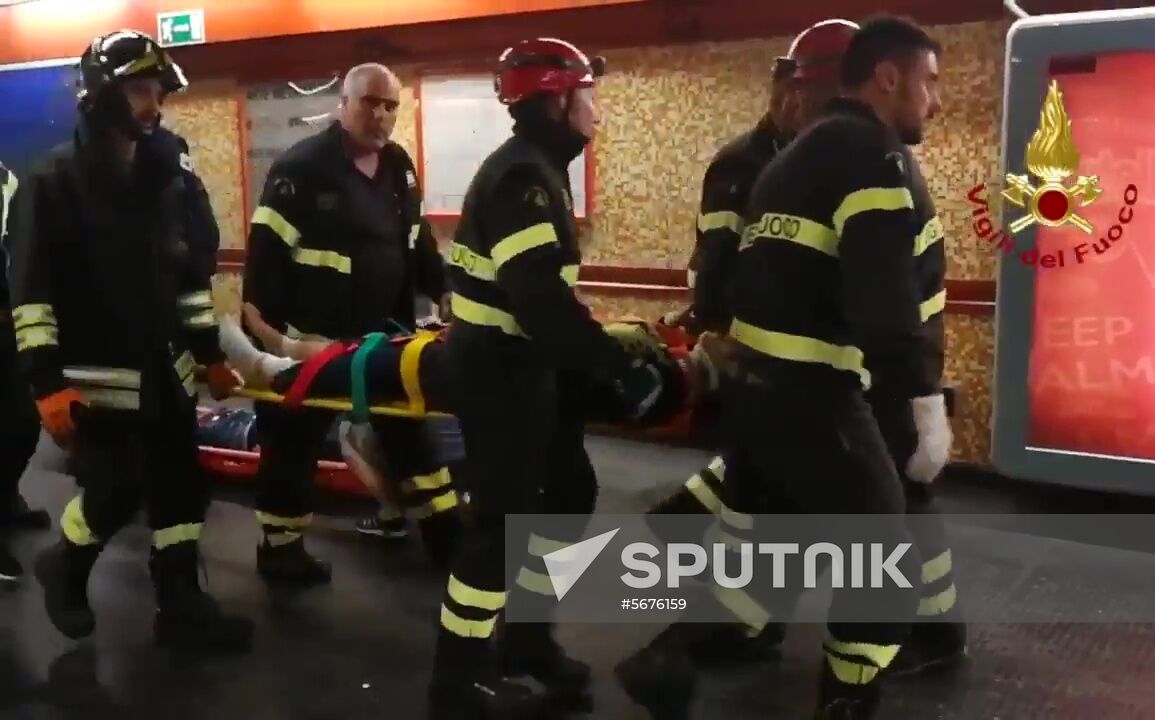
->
xmin=197 ymin=320 xmax=705 ymax=497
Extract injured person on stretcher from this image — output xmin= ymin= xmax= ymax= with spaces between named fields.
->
xmin=220 ymin=302 xmax=720 ymax=429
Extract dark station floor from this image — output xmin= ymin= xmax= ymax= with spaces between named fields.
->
xmin=4 ymin=424 xmax=1155 ymax=720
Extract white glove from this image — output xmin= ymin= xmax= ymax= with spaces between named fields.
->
xmin=905 ymin=394 xmax=952 ymax=484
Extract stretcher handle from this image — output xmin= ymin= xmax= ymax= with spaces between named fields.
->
xmin=234 ymin=388 xmax=455 ymax=418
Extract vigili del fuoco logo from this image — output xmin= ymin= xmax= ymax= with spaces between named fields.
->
xmin=967 ymin=80 xmax=1138 ymax=269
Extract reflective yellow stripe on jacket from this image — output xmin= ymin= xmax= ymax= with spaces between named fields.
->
xmin=728 ymin=319 xmax=870 ymax=389
xmin=251 ymin=205 xmax=351 ymax=275
xmin=832 ymin=187 xmax=914 ymax=236
xmin=448 ymin=222 xmax=579 ymax=339
xmin=698 ymin=210 xmax=743 ymax=234
xmin=740 ymin=212 xmax=839 ymax=257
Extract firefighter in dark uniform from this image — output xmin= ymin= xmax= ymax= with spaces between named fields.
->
xmin=641 ymin=20 xmax=860 ymax=664
xmin=1 ymin=161 xmax=51 ymax=585
xmin=243 ymin=63 xmax=460 ymax=583
xmin=621 ymin=17 xmax=945 ymax=719
xmin=427 ymin=38 xmax=665 ymax=718
xmin=873 ymin=147 xmax=966 ymax=675
xmin=6 ymin=30 xmax=252 ymax=652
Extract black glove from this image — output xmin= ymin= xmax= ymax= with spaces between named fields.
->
xmin=613 ymin=357 xmax=665 ymax=421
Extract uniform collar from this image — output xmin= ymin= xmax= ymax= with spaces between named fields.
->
xmin=824 ymin=96 xmax=887 ymax=127
xmin=322 ymin=121 xmax=392 ymax=175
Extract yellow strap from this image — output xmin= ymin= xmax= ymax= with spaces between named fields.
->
xmin=832 ymin=187 xmax=914 ymax=237
xmin=185 ymin=310 xmax=218 ymax=329
xmin=449 ymin=242 xmax=497 ymax=281
xmin=63 ymin=366 xmax=142 ymax=389
xmin=236 ymin=387 xmax=453 ymax=418
xmin=400 ymin=331 xmax=437 ymax=414
xmin=698 ymin=210 xmax=743 ymax=234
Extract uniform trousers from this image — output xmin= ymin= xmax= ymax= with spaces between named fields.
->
xmin=431 ymin=349 xmax=599 ymax=686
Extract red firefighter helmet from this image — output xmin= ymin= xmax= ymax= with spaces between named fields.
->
xmin=495 ymin=38 xmax=606 ymax=105
xmin=772 ymin=19 xmax=859 ymax=82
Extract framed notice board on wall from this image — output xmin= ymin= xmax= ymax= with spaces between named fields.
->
xmin=417 ymin=73 xmax=593 ymax=220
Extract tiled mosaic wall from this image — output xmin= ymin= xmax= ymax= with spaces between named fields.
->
xmin=174 ymin=20 xmax=1010 ymax=464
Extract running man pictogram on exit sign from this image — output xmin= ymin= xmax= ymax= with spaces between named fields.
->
xmin=158 ymin=9 xmax=206 ymax=48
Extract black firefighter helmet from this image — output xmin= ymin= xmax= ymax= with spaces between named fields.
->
xmin=77 ymin=30 xmax=188 ymax=137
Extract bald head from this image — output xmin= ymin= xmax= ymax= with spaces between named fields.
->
xmin=339 ymin=63 xmax=402 ymax=153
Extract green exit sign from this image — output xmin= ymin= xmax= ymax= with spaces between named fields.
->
xmin=158 ymin=9 xmax=206 ymax=48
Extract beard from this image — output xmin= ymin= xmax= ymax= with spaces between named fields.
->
xmin=897 ymin=121 xmax=924 ymax=145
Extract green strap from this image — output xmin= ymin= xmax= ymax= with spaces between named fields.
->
xmin=350 ymin=333 xmax=387 ymax=422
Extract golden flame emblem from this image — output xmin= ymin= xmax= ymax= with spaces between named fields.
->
xmin=1002 ymin=80 xmax=1101 ymax=234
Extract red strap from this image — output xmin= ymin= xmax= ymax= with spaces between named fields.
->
xmin=282 ymin=342 xmax=355 ymax=407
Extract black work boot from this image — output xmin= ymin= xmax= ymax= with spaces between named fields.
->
xmin=614 ymin=625 xmax=698 ymax=720
xmin=35 ymin=538 xmax=101 ymax=639
xmin=813 ymin=661 xmax=881 ymax=720
xmin=501 ymin=622 xmax=592 ymax=713
xmin=256 ymin=537 xmax=331 ymax=587
xmin=427 ymin=674 xmax=548 ymax=720
xmin=887 ymin=621 xmax=967 ymax=677
xmin=150 ymin=542 xmax=254 ymax=655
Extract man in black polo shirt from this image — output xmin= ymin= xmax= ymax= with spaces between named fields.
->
xmin=242 ymin=63 xmax=459 ymax=585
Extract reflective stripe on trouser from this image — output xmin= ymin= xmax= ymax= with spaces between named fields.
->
xmin=916 ymin=550 xmax=957 ymax=617
xmin=61 ymin=496 xmax=101 ymax=546
xmin=514 ymin=532 xmax=571 ymax=599
xmin=13 ymin=303 xmax=58 ymax=351
xmin=705 ymin=503 xmax=769 ymax=637
xmin=400 ymin=467 xmax=459 ymax=520
xmin=256 ymin=511 xmax=313 ymax=546
xmin=440 ymin=573 xmax=507 ymax=639
xmin=682 ymin=455 xmax=731 ymax=517
xmin=153 ymin=522 xmax=203 ymax=550
xmin=824 ymin=638 xmax=901 ymax=685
